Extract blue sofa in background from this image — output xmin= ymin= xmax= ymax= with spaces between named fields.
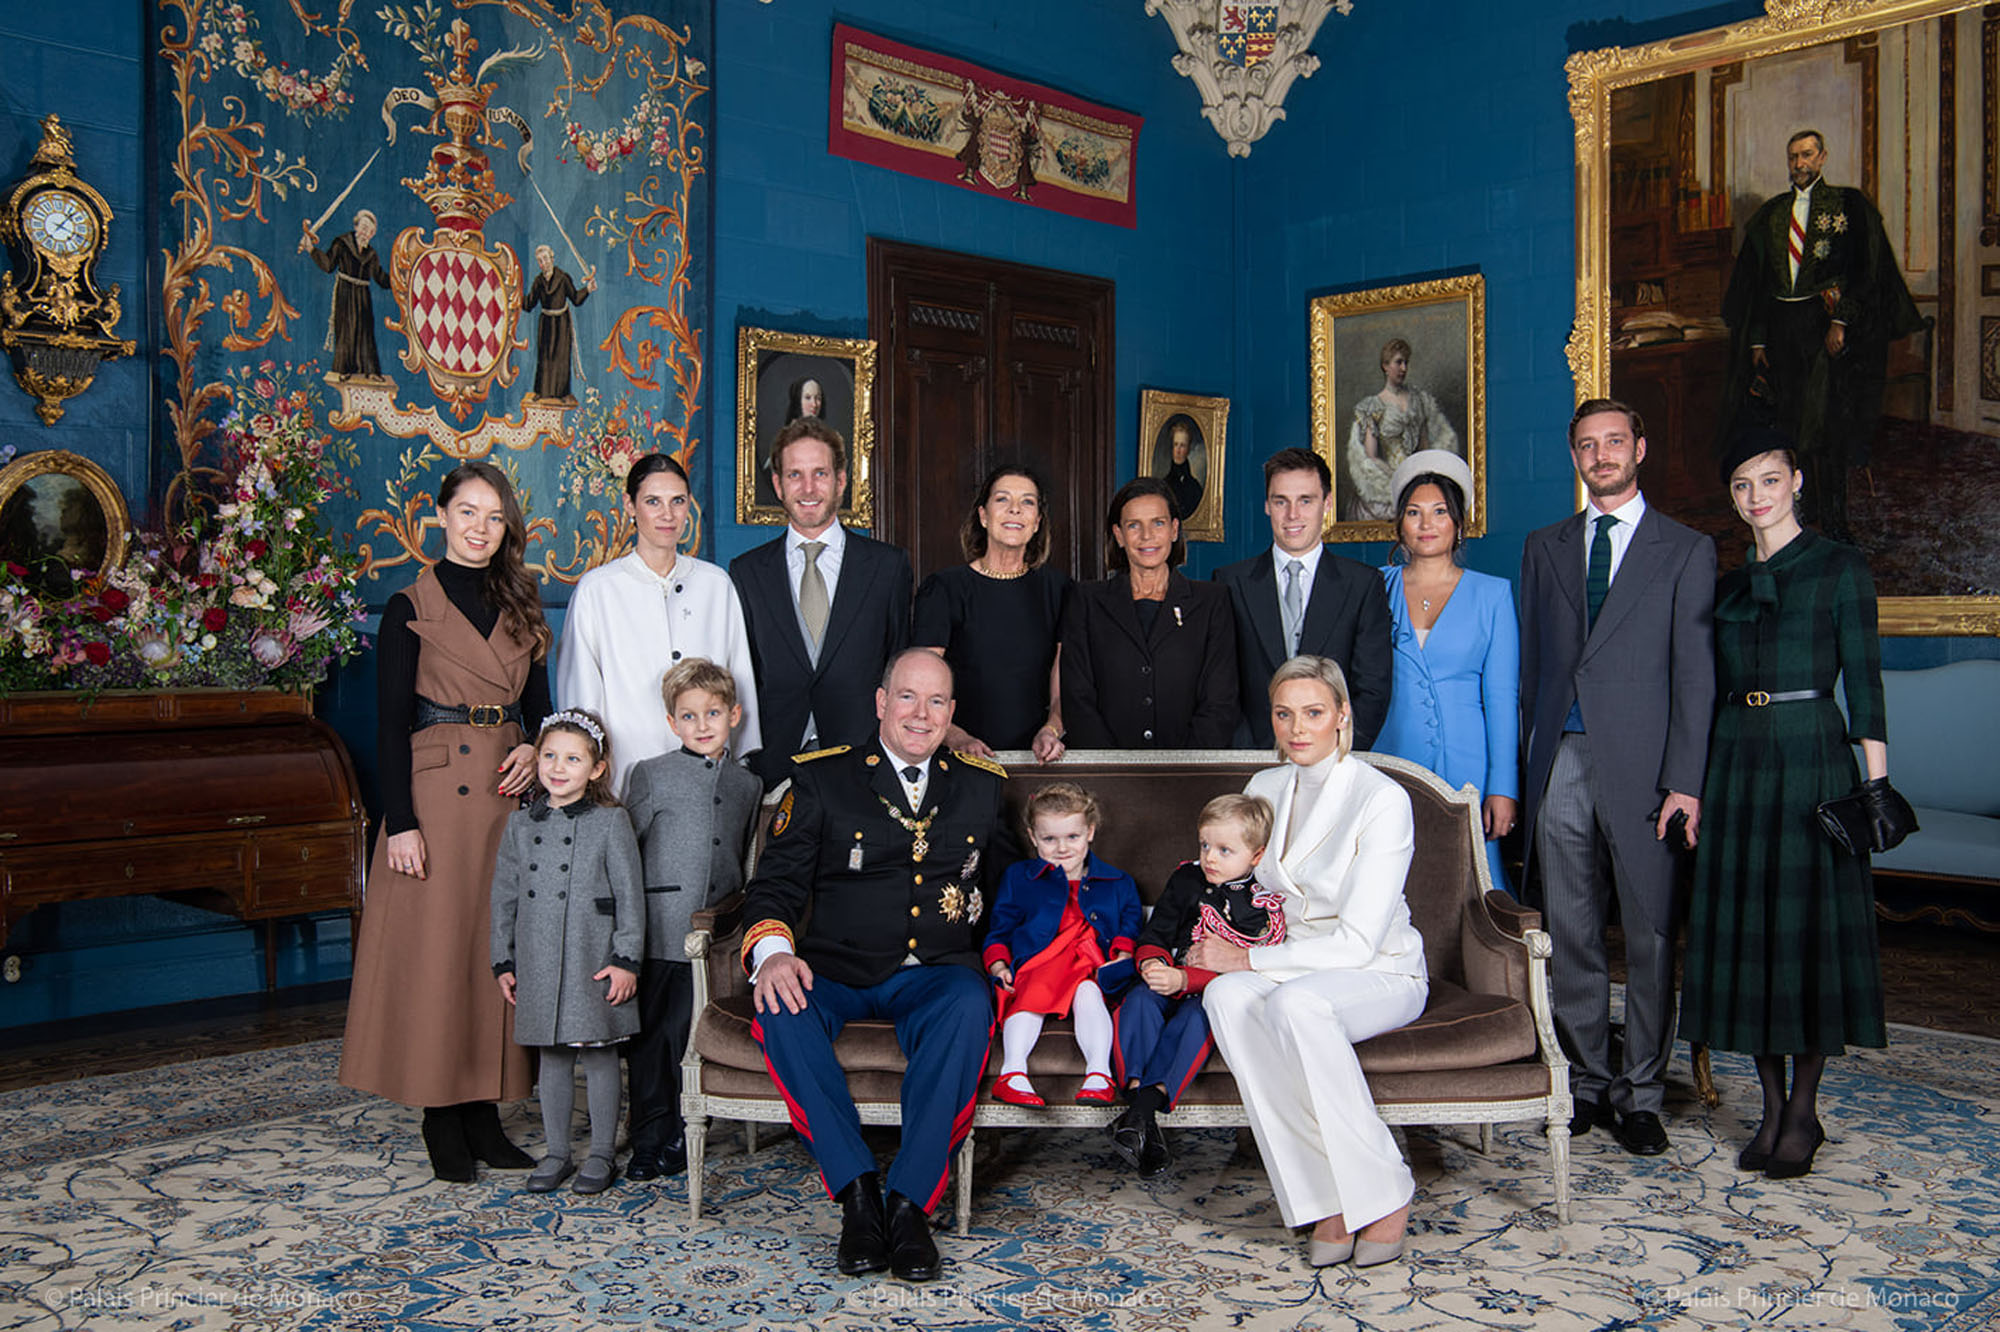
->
xmin=1869 ymin=659 xmax=2000 ymax=929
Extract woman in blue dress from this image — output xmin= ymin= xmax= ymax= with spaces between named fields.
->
xmin=1373 ymin=450 xmax=1520 ymax=890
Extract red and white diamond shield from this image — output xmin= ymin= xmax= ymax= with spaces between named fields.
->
xmin=407 ymin=247 xmax=509 ymax=379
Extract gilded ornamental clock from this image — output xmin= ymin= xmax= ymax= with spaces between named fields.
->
xmin=0 ymin=114 xmax=134 ymax=425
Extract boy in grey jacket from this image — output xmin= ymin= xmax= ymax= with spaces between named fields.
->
xmin=621 ymin=659 xmax=763 ymax=1179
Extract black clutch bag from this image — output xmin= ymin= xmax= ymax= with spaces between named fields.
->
xmin=1815 ymin=778 xmax=1919 ymax=855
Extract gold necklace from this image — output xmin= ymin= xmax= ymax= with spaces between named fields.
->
xmin=974 ymin=560 xmax=1028 ymax=580
xmin=878 ymin=796 xmax=938 ymax=859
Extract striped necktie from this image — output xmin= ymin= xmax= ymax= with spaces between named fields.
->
xmin=1787 ymin=203 xmax=1806 ymax=287
xmin=1587 ymin=513 xmax=1619 ymax=628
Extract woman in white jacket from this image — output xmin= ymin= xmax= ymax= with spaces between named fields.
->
xmin=557 ymin=455 xmax=761 ymax=794
xmin=1193 ymin=655 xmax=1427 ymax=1269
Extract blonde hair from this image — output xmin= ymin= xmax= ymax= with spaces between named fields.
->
xmin=1199 ymin=794 xmax=1274 ymax=852
xmin=661 ymin=657 xmax=738 ymax=714
xmin=1267 ymin=655 xmax=1354 ymax=761
xmin=1023 ymin=780 xmax=1102 ymax=839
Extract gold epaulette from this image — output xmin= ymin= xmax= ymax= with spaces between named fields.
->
xmin=953 ymin=749 xmax=1008 ymax=778
xmin=791 ymin=744 xmax=851 ymax=764
xmin=741 ymin=919 xmax=794 ymax=971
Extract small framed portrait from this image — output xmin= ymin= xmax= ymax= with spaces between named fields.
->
xmin=1309 ymin=272 xmax=1486 ymax=542
xmin=1137 ymin=389 xmax=1229 ymax=543
xmin=735 ymin=327 xmax=878 ymax=527
xmin=0 ymin=448 xmax=130 ymax=596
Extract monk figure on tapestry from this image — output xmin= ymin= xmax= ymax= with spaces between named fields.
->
xmin=523 ymin=244 xmax=596 ymax=405
xmin=304 ymin=208 xmax=393 ymax=384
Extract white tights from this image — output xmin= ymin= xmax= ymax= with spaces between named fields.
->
xmin=999 ymin=981 xmax=1112 ymax=1082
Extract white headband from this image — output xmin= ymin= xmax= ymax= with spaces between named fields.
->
xmin=540 ymin=710 xmax=605 ymax=748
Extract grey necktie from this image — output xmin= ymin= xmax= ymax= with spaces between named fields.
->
xmin=1282 ymin=558 xmax=1304 ymax=656
xmin=799 ymin=540 xmax=829 ymax=646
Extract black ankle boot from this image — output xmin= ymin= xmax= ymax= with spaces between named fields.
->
xmin=459 ymin=1101 xmax=535 ymax=1169
xmin=421 ymin=1106 xmax=475 ymax=1182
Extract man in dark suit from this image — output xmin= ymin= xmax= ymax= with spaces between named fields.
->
xmin=730 ymin=417 xmax=912 ymax=789
xmin=745 ymin=648 xmax=1005 ymax=1283
xmin=1214 ymin=447 xmax=1393 ymax=749
xmin=1520 ymin=398 xmax=1716 ymax=1157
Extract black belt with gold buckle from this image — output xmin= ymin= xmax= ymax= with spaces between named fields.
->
xmin=413 ymin=696 xmax=522 ymax=730
xmin=1727 ymin=688 xmax=1832 ymax=707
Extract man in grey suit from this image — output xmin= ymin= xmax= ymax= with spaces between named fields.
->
xmin=1520 ymin=398 xmax=1715 ymax=1156
xmin=1214 ymin=447 xmax=1393 ymax=750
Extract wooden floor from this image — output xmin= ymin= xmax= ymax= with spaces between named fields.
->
xmin=2 ymin=920 xmax=1995 ymax=1095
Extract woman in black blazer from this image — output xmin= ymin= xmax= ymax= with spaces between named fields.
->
xmin=1060 ymin=477 xmax=1239 ymax=748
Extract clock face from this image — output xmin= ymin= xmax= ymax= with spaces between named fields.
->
xmin=24 ymin=189 xmax=98 ymax=258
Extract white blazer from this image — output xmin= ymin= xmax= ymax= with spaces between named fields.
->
xmin=1243 ymin=757 xmax=1427 ymax=982
xmin=557 ymin=551 xmax=762 ymax=795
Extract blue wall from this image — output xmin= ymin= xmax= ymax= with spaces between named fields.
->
xmin=4 ymin=0 xmax=1996 ymax=1026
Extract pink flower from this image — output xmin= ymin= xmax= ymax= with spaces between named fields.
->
xmin=248 ymin=630 xmax=292 ymax=668
xmin=254 ymin=377 xmax=276 ymax=398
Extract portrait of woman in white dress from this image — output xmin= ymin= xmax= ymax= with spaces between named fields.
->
xmin=1343 ymin=337 xmax=1460 ymax=522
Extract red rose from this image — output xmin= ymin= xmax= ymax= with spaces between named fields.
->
xmin=245 ymin=539 xmax=269 ymax=559
xmin=203 ymin=607 xmax=229 ymax=632
xmin=4 ymin=562 xmax=24 ymax=577
xmin=84 ymin=642 xmax=110 ymax=666
xmin=91 ymin=604 xmax=116 ymax=623
xmin=100 ymin=588 xmax=130 ymax=613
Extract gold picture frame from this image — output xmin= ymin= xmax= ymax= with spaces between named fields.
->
xmin=1310 ymin=273 xmax=1486 ymax=543
xmin=734 ymin=327 xmax=878 ymax=527
xmin=1568 ymin=0 xmax=1999 ymax=635
xmin=1138 ymin=388 xmax=1229 ymax=543
xmin=0 ymin=448 xmax=130 ymax=594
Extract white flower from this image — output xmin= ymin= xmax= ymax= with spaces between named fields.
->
xmin=200 ymin=633 xmax=218 ymax=650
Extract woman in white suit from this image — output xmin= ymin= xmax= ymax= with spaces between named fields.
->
xmin=1192 ymin=655 xmax=1428 ymax=1269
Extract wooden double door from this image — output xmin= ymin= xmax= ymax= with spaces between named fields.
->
xmin=867 ymin=239 xmax=1114 ymax=583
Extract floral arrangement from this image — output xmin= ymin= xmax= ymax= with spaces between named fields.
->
xmin=1054 ymin=135 xmax=1113 ymax=188
xmin=561 ymin=93 xmax=688 ymax=174
xmin=196 ymin=0 xmax=356 ymax=121
xmin=867 ymin=79 xmax=946 ymax=144
xmin=0 ymin=365 xmax=368 ymax=695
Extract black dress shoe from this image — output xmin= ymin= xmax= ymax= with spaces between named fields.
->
xmin=421 ymin=1106 xmax=475 ymax=1183
xmin=626 ymin=1145 xmax=688 ymax=1181
xmin=459 ymin=1102 xmax=536 ymax=1170
xmin=1105 ymin=1107 xmax=1147 ymax=1172
xmin=1568 ymin=1098 xmax=1615 ymax=1137
xmin=836 ymin=1172 xmax=889 ymax=1276
xmin=1136 ymin=1115 xmax=1172 ymax=1179
xmin=885 ymin=1189 xmax=941 ymax=1282
xmin=1764 ymin=1121 xmax=1825 ymax=1180
xmin=1615 ymin=1110 xmax=1670 ymax=1156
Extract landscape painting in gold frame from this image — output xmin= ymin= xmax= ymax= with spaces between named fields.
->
xmin=1568 ymin=0 xmax=2000 ymax=634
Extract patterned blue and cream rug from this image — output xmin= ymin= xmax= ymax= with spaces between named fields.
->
xmin=4 ymin=1027 xmax=1998 ymax=1330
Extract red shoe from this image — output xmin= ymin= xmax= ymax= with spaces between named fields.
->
xmin=991 ymin=1072 xmax=1045 ymax=1107
xmin=1076 ymin=1072 xmax=1118 ymax=1104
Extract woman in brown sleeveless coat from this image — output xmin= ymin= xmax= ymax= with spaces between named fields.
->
xmin=340 ymin=461 xmax=553 ymax=1180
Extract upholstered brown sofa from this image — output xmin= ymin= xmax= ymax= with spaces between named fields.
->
xmin=683 ymin=751 xmax=1572 ymax=1233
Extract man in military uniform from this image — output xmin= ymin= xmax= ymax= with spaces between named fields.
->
xmin=1721 ymin=129 xmax=1922 ymax=541
xmin=743 ymin=648 xmax=1005 ymax=1283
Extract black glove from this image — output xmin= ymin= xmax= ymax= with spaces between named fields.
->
xmin=1858 ymin=776 xmax=1919 ymax=853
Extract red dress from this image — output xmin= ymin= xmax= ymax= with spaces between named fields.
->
xmin=1001 ymin=881 xmax=1106 ymax=1019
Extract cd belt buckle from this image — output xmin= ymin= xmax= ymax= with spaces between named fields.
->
xmin=1745 ymin=691 xmax=1771 ymax=707
xmin=468 ymin=704 xmax=506 ymax=728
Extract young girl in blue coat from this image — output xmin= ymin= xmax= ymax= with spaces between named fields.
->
xmin=983 ymin=782 xmax=1140 ymax=1106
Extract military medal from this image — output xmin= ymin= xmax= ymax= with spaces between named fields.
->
xmin=849 ymin=845 xmax=864 ymax=870
xmin=878 ymin=797 xmax=937 ymax=861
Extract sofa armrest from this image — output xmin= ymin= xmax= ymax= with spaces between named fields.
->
xmin=1460 ymin=891 xmax=1534 ymax=1005
xmin=689 ymin=890 xmax=748 ymax=1006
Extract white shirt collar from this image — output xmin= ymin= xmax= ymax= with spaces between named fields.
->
xmin=1588 ymin=490 xmax=1646 ymax=528
xmin=879 ymin=739 xmax=931 ymax=804
xmin=1271 ymin=541 xmax=1324 ymax=580
xmin=787 ymin=522 xmax=847 ymax=560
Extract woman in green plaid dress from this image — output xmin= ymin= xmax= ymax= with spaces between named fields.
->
xmin=1681 ymin=435 xmax=1889 ymax=1181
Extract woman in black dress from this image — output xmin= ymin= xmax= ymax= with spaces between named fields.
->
xmin=1059 ymin=477 xmax=1238 ymax=749
xmin=1680 ymin=430 xmax=1892 ymax=1180
xmin=912 ymin=464 xmax=1068 ymax=760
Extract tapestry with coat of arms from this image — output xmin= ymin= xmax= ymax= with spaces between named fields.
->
xmin=151 ymin=0 xmax=711 ymax=603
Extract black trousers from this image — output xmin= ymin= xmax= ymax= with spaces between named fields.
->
xmin=626 ymin=958 xmax=696 ymax=1155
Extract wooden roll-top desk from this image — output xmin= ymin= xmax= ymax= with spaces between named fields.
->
xmin=0 ymin=689 xmax=365 ymax=989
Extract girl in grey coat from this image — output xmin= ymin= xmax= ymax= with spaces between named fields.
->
xmin=492 ymin=710 xmax=645 ymax=1194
